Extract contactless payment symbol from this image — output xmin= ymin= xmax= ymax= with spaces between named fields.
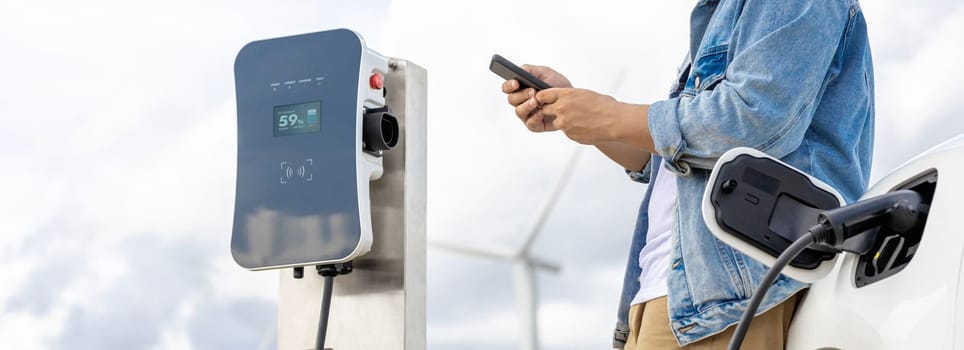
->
xmin=279 ymin=159 xmax=314 ymax=184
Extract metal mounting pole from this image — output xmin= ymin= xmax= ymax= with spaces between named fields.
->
xmin=277 ymin=59 xmax=427 ymax=350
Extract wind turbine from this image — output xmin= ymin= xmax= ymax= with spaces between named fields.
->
xmin=430 ymin=146 xmax=584 ymax=350
xmin=431 ymin=67 xmax=629 ymax=349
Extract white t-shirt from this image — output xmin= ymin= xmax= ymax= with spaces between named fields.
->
xmin=630 ymin=160 xmax=678 ymax=306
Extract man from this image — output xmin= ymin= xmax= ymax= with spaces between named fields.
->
xmin=499 ymin=0 xmax=873 ymax=349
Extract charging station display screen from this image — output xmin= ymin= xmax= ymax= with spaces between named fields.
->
xmin=273 ymin=101 xmax=322 ymax=137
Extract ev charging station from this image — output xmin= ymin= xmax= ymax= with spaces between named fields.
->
xmin=231 ymin=29 xmax=426 ymax=350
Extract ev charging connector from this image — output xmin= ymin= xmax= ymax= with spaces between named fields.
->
xmin=702 ymin=147 xmax=932 ymax=350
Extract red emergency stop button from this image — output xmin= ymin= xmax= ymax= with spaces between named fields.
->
xmin=369 ymin=72 xmax=384 ymax=89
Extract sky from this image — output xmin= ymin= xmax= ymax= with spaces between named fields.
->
xmin=1 ymin=0 xmax=963 ymax=349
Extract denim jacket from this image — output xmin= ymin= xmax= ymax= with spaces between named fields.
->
xmin=614 ymin=0 xmax=874 ymax=347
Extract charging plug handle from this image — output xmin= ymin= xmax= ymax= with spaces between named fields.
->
xmin=727 ymin=190 xmax=925 ymax=350
xmin=815 ymin=189 xmax=924 ymax=246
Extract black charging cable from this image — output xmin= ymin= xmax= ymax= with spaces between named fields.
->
xmin=726 ymin=189 xmax=924 ymax=350
xmin=726 ymin=224 xmax=825 ymax=350
xmin=314 ymin=262 xmax=353 ymax=350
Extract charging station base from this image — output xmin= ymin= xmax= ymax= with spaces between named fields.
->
xmin=277 ymin=59 xmax=426 ymax=350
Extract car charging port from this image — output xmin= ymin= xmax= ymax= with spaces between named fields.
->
xmin=854 ymin=169 xmax=937 ymax=287
xmin=363 ymin=106 xmax=399 ymax=154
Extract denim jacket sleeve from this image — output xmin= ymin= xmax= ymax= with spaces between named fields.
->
xmin=648 ymin=0 xmax=852 ymax=174
xmin=625 ymin=159 xmax=654 ymax=184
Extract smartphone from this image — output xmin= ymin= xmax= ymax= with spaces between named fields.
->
xmin=489 ymin=54 xmax=552 ymax=91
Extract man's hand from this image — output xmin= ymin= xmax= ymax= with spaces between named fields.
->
xmin=537 ymin=88 xmax=655 ymax=150
xmin=498 ymin=63 xmax=656 ymax=167
xmin=534 ymin=88 xmax=622 ymax=145
xmin=501 ymin=65 xmax=572 ymax=132
xmin=502 ymin=64 xmax=654 ymax=151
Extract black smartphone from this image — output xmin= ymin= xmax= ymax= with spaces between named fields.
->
xmin=489 ymin=54 xmax=552 ymax=91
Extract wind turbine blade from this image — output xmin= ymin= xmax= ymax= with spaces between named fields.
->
xmin=518 ymin=147 xmax=584 ymax=254
xmin=513 ymin=261 xmax=539 ymax=350
xmin=518 ymin=67 xmax=629 ymax=255
xmin=528 ymin=256 xmax=561 ymax=274
xmin=429 ymin=240 xmax=516 ymax=261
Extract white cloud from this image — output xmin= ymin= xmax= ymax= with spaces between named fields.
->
xmin=539 ymin=302 xmax=615 ymax=349
xmin=537 ymin=266 xmax=627 ymax=349
xmin=428 ymin=308 xmax=518 ymax=348
xmin=864 ymin=2 xmax=964 ymax=179
xmin=0 ymin=310 xmax=67 ymax=350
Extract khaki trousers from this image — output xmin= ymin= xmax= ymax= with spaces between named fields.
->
xmin=623 ymin=294 xmax=798 ymax=350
